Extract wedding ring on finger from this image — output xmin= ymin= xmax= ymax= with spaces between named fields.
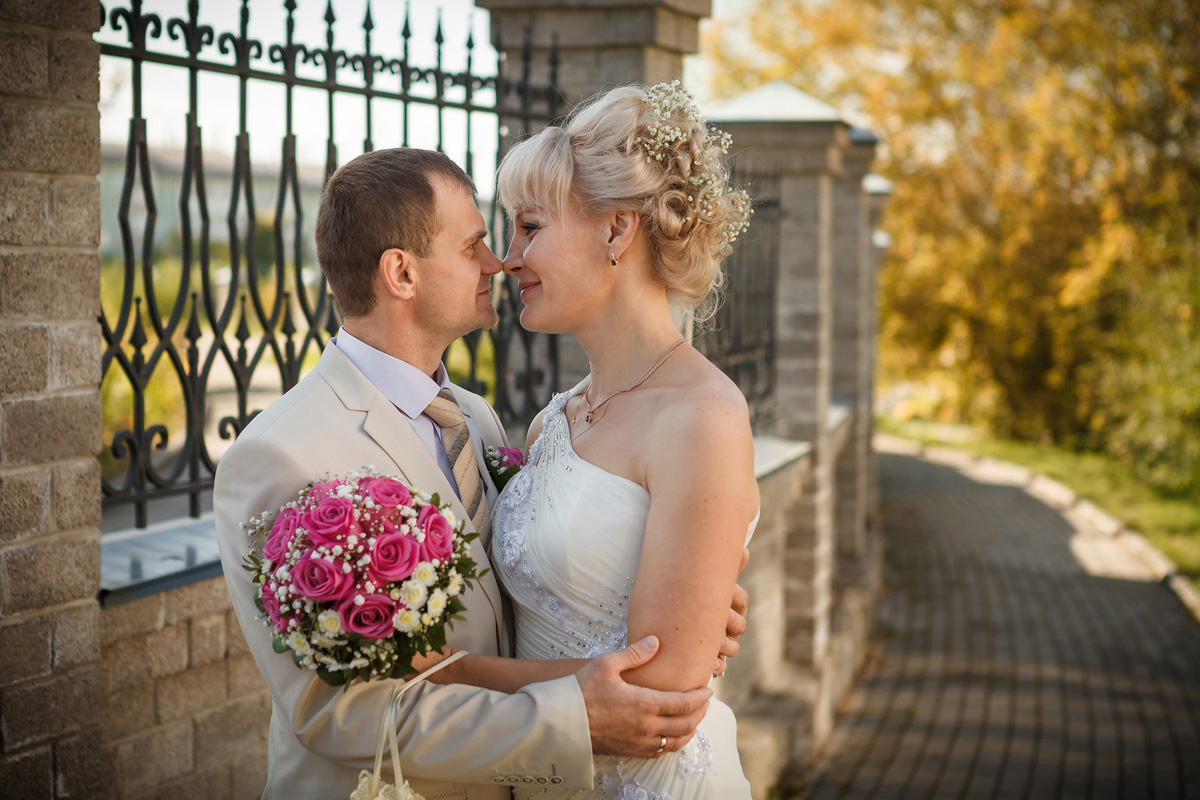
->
xmin=656 ymin=735 xmax=667 ymax=754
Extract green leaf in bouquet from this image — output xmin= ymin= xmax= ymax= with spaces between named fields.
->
xmin=254 ymin=594 xmax=266 ymax=615
xmin=430 ymin=492 xmax=441 ymax=507
xmin=317 ymin=664 xmax=349 ymax=687
xmin=477 ymin=567 xmax=490 ymax=579
xmin=447 ymin=597 xmax=466 ymax=615
xmin=272 ymin=635 xmax=289 ymax=654
xmin=428 ymin=625 xmax=447 ymax=652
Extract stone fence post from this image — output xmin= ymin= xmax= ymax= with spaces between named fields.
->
xmin=476 ymin=0 xmax=712 ymax=390
xmin=832 ymin=129 xmax=878 ymax=586
xmin=0 ymin=1 xmax=107 ymax=797
xmin=706 ymin=82 xmax=848 ymax=668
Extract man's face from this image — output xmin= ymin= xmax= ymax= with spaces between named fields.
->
xmin=413 ymin=175 xmax=503 ymax=343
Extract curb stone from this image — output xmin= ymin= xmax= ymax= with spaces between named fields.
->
xmin=874 ymin=432 xmax=1200 ymax=624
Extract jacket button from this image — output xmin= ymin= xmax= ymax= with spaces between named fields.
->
xmin=522 ymin=776 xmax=534 ymax=783
xmin=550 ymin=776 xmax=563 ymax=785
xmin=492 ymin=777 xmax=506 ymax=783
xmin=536 ymin=777 xmax=549 ymax=784
xmin=507 ymin=776 xmax=521 ymax=783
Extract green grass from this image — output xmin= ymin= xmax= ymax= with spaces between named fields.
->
xmin=877 ymin=416 xmax=1200 ymax=592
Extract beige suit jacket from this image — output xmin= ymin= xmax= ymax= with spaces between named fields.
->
xmin=213 ymin=342 xmax=594 ymax=800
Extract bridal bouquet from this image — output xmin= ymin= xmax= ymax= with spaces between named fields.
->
xmin=242 ymin=469 xmax=481 ymax=687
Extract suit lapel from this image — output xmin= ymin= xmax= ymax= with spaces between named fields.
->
xmin=317 ymin=343 xmax=508 ymax=656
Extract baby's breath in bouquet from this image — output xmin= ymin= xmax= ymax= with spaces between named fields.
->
xmin=243 ymin=468 xmax=482 ymax=688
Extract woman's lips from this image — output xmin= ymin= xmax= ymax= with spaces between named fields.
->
xmin=518 ymin=282 xmax=540 ymax=298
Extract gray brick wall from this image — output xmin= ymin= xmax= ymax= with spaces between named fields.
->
xmin=0 ymin=2 xmax=106 ymax=798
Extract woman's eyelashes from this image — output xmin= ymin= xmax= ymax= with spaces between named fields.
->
xmin=520 ymin=221 xmax=541 ymax=235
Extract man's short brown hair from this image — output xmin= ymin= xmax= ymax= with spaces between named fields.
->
xmin=315 ymin=148 xmax=476 ymax=318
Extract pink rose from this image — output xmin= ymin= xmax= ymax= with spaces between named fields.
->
xmin=338 ymin=593 xmax=397 ymax=639
xmin=360 ymin=477 xmax=412 ymax=509
xmin=262 ymin=507 xmax=300 ymax=563
xmin=369 ymin=520 xmax=421 ymax=584
xmin=291 ymin=550 xmax=353 ymax=602
xmin=301 ymin=496 xmax=359 ymax=547
xmin=417 ymin=504 xmax=454 ymax=562
xmin=261 ymin=582 xmax=287 ymax=632
xmin=497 ymin=447 xmax=525 ymax=469
xmin=307 ymin=479 xmax=342 ymax=503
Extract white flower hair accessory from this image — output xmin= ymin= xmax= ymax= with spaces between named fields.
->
xmin=635 ymin=80 xmax=753 ymax=248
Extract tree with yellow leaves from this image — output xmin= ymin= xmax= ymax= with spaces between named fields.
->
xmin=707 ymin=0 xmax=1200 ymax=490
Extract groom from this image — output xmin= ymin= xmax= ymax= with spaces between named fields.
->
xmin=214 ymin=148 xmax=747 ymax=799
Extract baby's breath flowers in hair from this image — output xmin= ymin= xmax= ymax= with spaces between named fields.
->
xmin=634 ymin=81 xmax=753 ymax=248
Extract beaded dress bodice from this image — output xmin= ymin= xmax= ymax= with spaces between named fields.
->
xmin=490 ymin=383 xmax=754 ymax=800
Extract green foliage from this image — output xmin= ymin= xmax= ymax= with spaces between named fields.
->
xmin=707 ymin=0 xmax=1200 ymax=492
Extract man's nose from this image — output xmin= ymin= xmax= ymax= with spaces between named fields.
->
xmin=482 ymin=247 xmax=503 ymax=276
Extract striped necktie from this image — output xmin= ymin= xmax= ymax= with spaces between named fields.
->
xmin=423 ymin=388 xmax=490 ymax=544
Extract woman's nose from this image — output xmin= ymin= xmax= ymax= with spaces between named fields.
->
xmin=501 ymin=241 xmax=523 ymax=274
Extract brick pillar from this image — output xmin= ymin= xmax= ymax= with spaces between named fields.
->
xmin=0 ymin=1 xmax=106 ymax=797
xmin=476 ymin=0 xmax=711 ymax=390
xmin=708 ymin=82 xmax=848 ymax=667
xmin=476 ymin=0 xmax=710 ymax=106
xmin=832 ymin=130 xmax=877 ymax=586
xmin=864 ymin=175 xmax=892 ymax=533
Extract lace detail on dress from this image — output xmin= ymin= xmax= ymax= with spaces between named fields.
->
xmin=582 ymin=623 xmax=628 ymax=659
xmin=596 ymin=765 xmax=672 ymax=800
xmin=528 ymin=390 xmax=570 ymax=465
xmin=677 ymin=732 xmax=715 ymax=779
xmin=492 ymin=459 xmax=569 ymax=623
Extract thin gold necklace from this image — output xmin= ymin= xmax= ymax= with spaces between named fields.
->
xmin=572 ymin=339 xmax=688 ymax=428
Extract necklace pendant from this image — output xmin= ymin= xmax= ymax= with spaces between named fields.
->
xmin=586 ymin=411 xmax=594 ymax=423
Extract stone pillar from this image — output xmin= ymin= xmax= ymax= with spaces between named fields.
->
xmin=476 ymin=0 xmax=711 ymax=391
xmin=863 ymin=175 xmax=893 ymax=532
xmin=476 ymin=0 xmax=710 ymax=107
xmin=832 ymin=130 xmax=877 ymax=585
xmin=707 ymin=82 xmax=847 ymax=667
xmin=0 ymin=1 xmax=106 ymax=797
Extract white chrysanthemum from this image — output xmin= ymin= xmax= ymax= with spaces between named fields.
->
xmin=413 ymin=562 xmax=438 ymax=587
xmin=399 ymin=580 xmax=428 ymax=609
xmin=447 ymin=572 xmax=463 ymax=597
xmin=442 ymin=508 xmax=457 ymax=528
xmin=311 ymin=632 xmax=338 ymax=649
xmin=393 ymin=608 xmax=421 ymax=633
xmin=427 ymin=589 xmax=448 ymax=618
xmin=286 ymin=631 xmax=311 ymax=654
xmin=316 ymin=609 xmax=342 ymax=636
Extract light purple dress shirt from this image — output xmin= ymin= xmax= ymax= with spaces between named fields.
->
xmin=332 ymin=327 xmax=461 ymax=493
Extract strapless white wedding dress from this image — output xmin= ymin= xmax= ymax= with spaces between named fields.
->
xmin=491 ymin=383 xmax=754 ymax=799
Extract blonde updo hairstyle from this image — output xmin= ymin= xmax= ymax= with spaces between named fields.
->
xmin=497 ymin=82 xmax=751 ymax=322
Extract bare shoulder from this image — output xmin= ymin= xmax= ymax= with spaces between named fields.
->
xmin=648 ymin=356 xmax=753 ymax=463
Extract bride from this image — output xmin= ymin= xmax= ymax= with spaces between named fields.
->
xmin=430 ymin=82 xmax=758 ymax=799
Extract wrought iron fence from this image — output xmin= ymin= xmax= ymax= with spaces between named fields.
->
xmin=696 ymin=169 xmax=780 ymax=432
xmin=98 ymin=0 xmax=562 ymax=529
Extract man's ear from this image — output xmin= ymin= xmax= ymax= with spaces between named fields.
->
xmin=605 ymin=210 xmax=641 ymax=262
xmin=378 ymin=247 xmax=417 ymax=301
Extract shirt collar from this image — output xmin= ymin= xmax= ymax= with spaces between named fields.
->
xmin=333 ymin=327 xmax=450 ymax=420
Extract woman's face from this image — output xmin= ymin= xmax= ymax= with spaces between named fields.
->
xmin=501 ymin=207 xmax=613 ymax=333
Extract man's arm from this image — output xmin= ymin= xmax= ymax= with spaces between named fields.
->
xmin=214 ymin=434 xmax=710 ymax=785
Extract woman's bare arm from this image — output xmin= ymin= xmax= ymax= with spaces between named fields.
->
xmin=621 ymin=386 xmax=759 ymax=693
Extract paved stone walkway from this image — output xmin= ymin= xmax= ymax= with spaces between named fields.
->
xmin=805 ymin=446 xmax=1200 ymax=800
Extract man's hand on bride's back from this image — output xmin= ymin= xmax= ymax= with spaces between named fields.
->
xmin=576 ymin=635 xmax=711 ymax=758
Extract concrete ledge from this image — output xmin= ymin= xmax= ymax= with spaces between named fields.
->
xmin=753 ymin=435 xmax=812 ymax=479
